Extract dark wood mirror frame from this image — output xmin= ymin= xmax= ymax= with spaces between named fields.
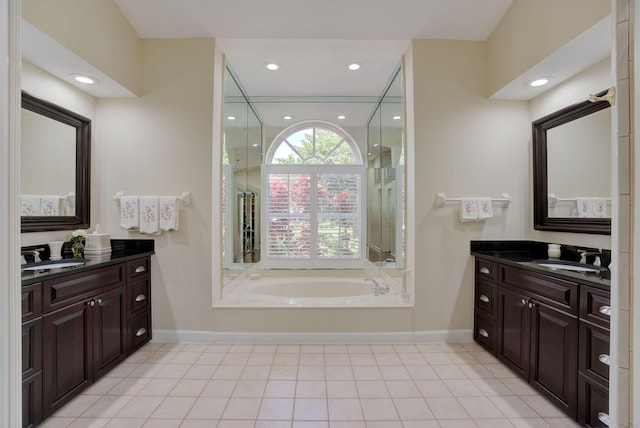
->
xmin=21 ymin=91 xmax=91 ymax=232
xmin=532 ymin=90 xmax=611 ymax=235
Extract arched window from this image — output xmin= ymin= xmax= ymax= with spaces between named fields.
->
xmin=262 ymin=122 xmax=365 ymax=268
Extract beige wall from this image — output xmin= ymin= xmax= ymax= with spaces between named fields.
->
xmin=95 ymin=38 xmax=216 ymax=331
xmin=487 ymin=0 xmax=610 ymax=96
xmin=22 ymin=0 xmax=142 ymax=95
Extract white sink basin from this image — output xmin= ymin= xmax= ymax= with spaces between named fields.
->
xmin=532 ymin=260 xmax=605 ymax=273
xmin=22 ymin=259 xmax=88 ymax=271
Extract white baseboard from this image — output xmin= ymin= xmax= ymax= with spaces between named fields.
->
xmin=152 ymin=329 xmax=473 ymax=344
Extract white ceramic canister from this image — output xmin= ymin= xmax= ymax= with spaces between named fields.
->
xmin=547 ymin=243 xmax=561 ymax=258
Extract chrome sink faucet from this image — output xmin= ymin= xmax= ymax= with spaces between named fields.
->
xmin=21 ymin=249 xmax=41 ymax=264
xmin=579 ymin=250 xmax=603 ymax=267
xmin=365 ymin=277 xmax=390 ymax=295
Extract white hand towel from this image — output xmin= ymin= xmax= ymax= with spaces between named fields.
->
xmin=40 ymin=195 xmax=62 ymax=216
xmin=139 ymin=196 xmax=160 ymax=235
xmin=476 ymin=198 xmax=493 ymax=221
xmin=159 ymin=196 xmax=180 ymax=231
xmin=21 ymin=195 xmax=41 ymax=216
xmin=592 ymin=198 xmax=609 ymax=218
xmin=575 ymin=198 xmax=594 ymax=218
xmin=120 ymin=196 xmax=139 ymax=230
xmin=459 ymin=198 xmax=478 ymax=222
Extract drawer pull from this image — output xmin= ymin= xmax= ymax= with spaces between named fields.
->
xmin=479 ymin=294 xmax=490 ymax=303
xmin=134 ymin=265 xmax=146 ymax=273
xmin=599 ymin=305 xmax=611 ymax=316
xmin=135 ymin=328 xmax=147 ymax=337
xmin=598 ymin=354 xmax=611 ymax=366
xmin=135 ymin=294 xmax=147 ymax=302
xmin=479 ymin=267 xmax=491 ymax=275
xmin=478 ymin=328 xmax=489 ymax=338
xmin=597 ymin=412 xmax=610 ymax=426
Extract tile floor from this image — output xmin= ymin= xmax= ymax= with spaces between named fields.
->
xmin=40 ymin=341 xmax=582 ymax=428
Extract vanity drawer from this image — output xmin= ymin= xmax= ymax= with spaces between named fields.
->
xmin=579 ymin=321 xmax=610 ymax=383
xmin=578 ymin=373 xmax=609 ymax=427
xmin=127 ymin=257 xmax=150 ymax=281
xmin=128 ymin=278 xmax=150 ymax=316
xmin=475 ymin=280 xmax=497 ymax=319
xmin=22 ymin=283 xmax=42 ymax=322
xmin=473 ymin=312 xmax=497 ymax=354
xmin=128 ymin=311 xmax=151 ymax=353
xmin=501 ymin=266 xmax=578 ymax=314
xmin=43 ymin=264 xmax=125 ymax=312
xmin=580 ymin=286 xmax=610 ymax=328
xmin=476 ymin=259 xmax=498 ymax=284
xmin=22 ymin=318 xmax=42 ymax=380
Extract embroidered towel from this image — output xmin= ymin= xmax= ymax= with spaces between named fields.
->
xmin=40 ymin=196 xmax=62 ymax=216
xmin=21 ymin=195 xmax=41 ymax=216
xmin=139 ymin=196 xmax=160 ymax=234
xmin=459 ymin=198 xmax=478 ymax=222
xmin=592 ymin=198 xmax=608 ymax=218
xmin=120 ymin=196 xmax=139 ymax=230
xmin=575 ymin=198 xmax=594 ymax=218
xmin=159 ymin=196 xmax=180 ymax=231
xmin=476 ymin=198 xmax=493 ymax=221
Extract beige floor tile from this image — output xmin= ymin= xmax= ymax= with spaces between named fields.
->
xmin=326 ymin=380 xmax=358 ymax=398
xmin=159 ymin=344 xmax=185 ymax=352
xmin=170 ymin=352 xmax=202 ymax=364
xmin=103 ymin=418 xmax=146 ymax=428
xmin=369 ymin=344 xmax=395 ymax=353
xmin=248 ymin=353 xmax=276 ymax=366
xmin=255 ymin=421 xmax=292 ymax=428
xmin=385 ymin=380 xmax=421 ymax=397
xmin=406 ymin=365 xmax=439 ymax=380
xmin=509 ymin=418 xmax=553 ymax=427
xmin=155 ymin=364 xmax=191 ymax=379
xmin=204 ymin=344 xmax=231 ymax=353
xmin=394 ymin=344 xmax=420 ymax=353
xmin=212 ymin=365 xmax=244 ymax=380
xmin=293 ymin=398 xmax=328 ymax=420
xmin=438 ymin=420 xmax=478 ymax=428
xmin=273 ymin=353 xmax=300 ymax=365
xmin=230 ymin=344 xmax=255 ymax=353
xmin=56 ymin=395 xmax=102 ymax=418
xmin=415 ymin=380 xmax=453 ymax=398
xmin=232 ymin=379 xmax=267 ymax=397
xmin=195 ymin=353 xmax=225 ymax=365
xmin=298 ymin=365 xmax=326 ymax=380
xmin=222 ymin=397 xmax=262 ymax=419
xmin=180 ymin=421 xmax=220 ymax=428
xmin=269 ymin=365 xmax=299 ymax=380
xmin=469 ymin=351 xmax=500 ymax=364
xmin=185 ymin=397 xmax=228 ymax=419
xmin=543 ymin=418 xmax=581 ymax=427
xmin=379 ymin=365 xmax=411 ymax=380
xmin=457 ymin=396 xmax=505 ymax=419
xmin=277 ymin=345 xmax=301 ymax=354
xmin=401 ymin=421 xmax=441 ymax=428
xmin=325 ymin=366 xmax=355 ymax=381
xmin=107 ymin=378 xmax=151 ymax=396
xmin=416 ymin=344 xmax=445 ymax=353
xmin=126 ymin=363 xmax=165 ymax=379
xmin=324 ymin=354 xmax=351 ymax=366
xmin=446 ymin=351 xmax=479 ymax=365
xmin=221 ymin=352 xmax=251 ymax=365
xmin=360 ymin=398 xmax=400 ymax=420
xmin=327 ymin=398 xmax=364 ymax=420
xmin=488 ymin=396 xmax=538 ymax=418
xmin=443 ymin=379 xmax=484 ymax=397
xmin=253 ymin=344 xmax=278 ymax=353
xmin=365 ymin=422 xmax=403 ymax=428
xmin=292 ymin=422 xmax=328 ymax=428
xmin=458 ymin=364 xmax=495 ymax=379
xmin=183 ymin=364 xmax=217 ymax=380
xmin=264 ymin=380 xmax=297 ymax=398
xmin=432 ymin=364 xmax=467 ymax=380
xmin=217 ymin=420 xmax=255 ymax=428
xmin=500 ymin=378 xmax=538 ymax=396
xmin=83 ymin=377 xmax=121 ymax=395
xmin=374 ymin=353 xmax=403 ymax=365
xmin=200 ymin=379 xmax=237 ymax=397
xmin=240 ymin=365 xmax=271 ymax=380
xmin=138 ymin=378 xmax=179 ymax=396
xmin=296 ymin=380 xmax=327 ymax=398
xmin=82 ymin=395 xmax=132 ymax=418
xmin=519 ymin=396 xmax=567 ymax=418
xmin=105 ymin=363 xmax=139 ymax=378
xmin=39 ymin=417 xmax=76 ymax=428
xmin=116 ymin=396 xmax=164 ymax=419
xmin=300 ymin=344 xmax=324 ymax=354
xmin=181 ymin=344 xmax=209 ymax=353
xmin=258 ymin=398 xmax=295 ymax=420
xmin=141 ymin=419 xmax=182 ymax=428
xmin=145 ymin=352 xmax=178 ymax=364
xmin=169 ymin=379 xmax=207 ymax=397
xmin=398 ymin=353 xmax=428 ymax=365
xmin=299 ymin=354 xmax=326 ymax=366
xmin=324 ymin=345 xmax=348 ymax=354
xmin=348 ymin=354 xmax=376 ymax=365
xmin=438 ymin=344 xmax=467 ymax=353
xmin=66 ymin=417 xmax=110 ymax=428
xmin=149 ymin=396 xmax=196 ymax=419
xmin=424 ymin=397 xmax=470 ymax=419
xmin=470 ymin=379 xmax=514 ymax=396
xmin=484 ymin=363 xmax=518 ymax=379
xmin=355 ymin=380 xmax=389 ymax=398
xmin=393 ymin=397 xmax=435 ymax=420
xmin=351 ymin=366 xmax=381 ymax=380
xmin=473 ymin=419 xmax=515 ymax=428
xmin=328 ymin=421 xmax=366 ymax=428
xmin=424 ymin=353 xmax=456 ymax=365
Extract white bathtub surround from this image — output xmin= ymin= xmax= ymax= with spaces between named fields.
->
xmin=216 ymin=268 xmax=410 ymax=308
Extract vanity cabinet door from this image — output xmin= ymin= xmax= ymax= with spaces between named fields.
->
xmin=497 ymin=287 xmax=530 ymax=379
xmin=93 ymin=286 xmax=126 ymax=379
xmin=530 ymin=301 xmax=578 ymax=418
xmin=42 ymin=300 xmax=92 ymax=417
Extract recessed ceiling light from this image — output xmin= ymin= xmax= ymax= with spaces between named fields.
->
xmin=283 ymin=115 xmax=293 ymax=120
xmin=72 ymin=74 xmax=98 ymax=84
xmin=337 ymin=115 xmax=347 ymax=120
xmin=528 ymin=77 xmax=551 ymax=87
xmin=392 ymin=115 xmax=401 ymax=120
xmin=265 ymin=62 xmax=280 ymax=71
xmin=226 ymin=115 xmax=237 ymax=120
xmin=347 ymin=63 xmax=361 ymax=71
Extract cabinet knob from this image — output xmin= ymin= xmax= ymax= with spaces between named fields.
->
xmin=598 ymin=354 xmax=611 ymax=366
xmin=478 ymin=328 xmax=489 ymax=338
xmin=479 ymin=267 xmax=491 ymax=275
xmin=479 ymin=294 xmax=490 ymax=303
xmin=89 ymin=300 xmax=95 ymax=307
xmin=135 ymin=294 xmax=147 ymax=302
xmin=134 ymin=265 xmax=146 ymax=273
xmin=597 ymin=412 xmax=610 ymax=425
xmin=135 ymin=328 xmax=147 ymax=337
xmin=521 ymin=299 xmax=528 ymax=306
xmin=96 ymin=299 xmax=102 ymax=305
xmin=599 ymin=305 xmax=611 ymax=316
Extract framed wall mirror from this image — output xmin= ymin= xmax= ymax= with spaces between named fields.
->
xmin=21 ymin=91 xmax=91 ymax=232
xmin=532 ymin=90 xmax=611 ymax=234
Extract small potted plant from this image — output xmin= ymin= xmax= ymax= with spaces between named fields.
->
xmin=70 ymin=229 xmax=88 ymax=259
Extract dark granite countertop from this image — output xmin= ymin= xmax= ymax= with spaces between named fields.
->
xmin=471 ymin=240 xmax=610 ymax=291
xmin=21 ymin=239 xmax=154 ymax=286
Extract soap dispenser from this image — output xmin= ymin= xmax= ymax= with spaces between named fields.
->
xmin=84 ymin=224 xmax=111 ymax=255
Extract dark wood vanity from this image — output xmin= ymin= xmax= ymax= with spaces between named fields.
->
xmin=472 ymin=241 xmax=610 ymax=427
xmin=21 ymin=241 xmax=153 ymax=427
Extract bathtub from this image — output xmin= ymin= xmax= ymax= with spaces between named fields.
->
xmin=217 ymin=269 xmax=410 ymax=308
